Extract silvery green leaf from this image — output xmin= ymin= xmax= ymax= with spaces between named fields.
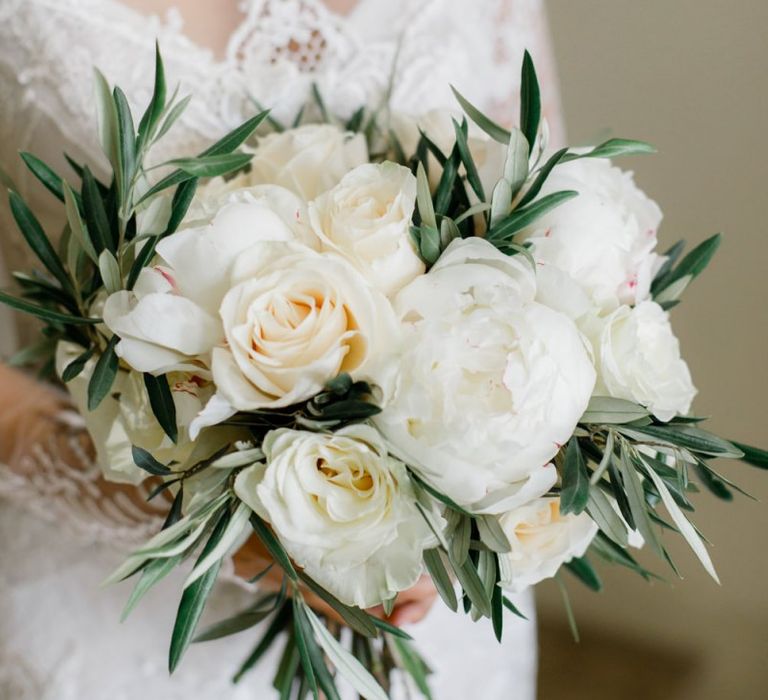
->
xmin=586 ymin=484 xmax=629 ymax=547
xmin=418 ymin=226 xmax=441 ymax=264
xmin=194 ymin=592 xmax=281 ymax=643
xmin=454 ymin=202 xmax=490 ymax=225
xmin=488 ymin=190 xmax=578 ymax=242
xmin=517 ymin=147 xmax=568 ymax=208
xmin=590 ymin=430 xmax=615 ymax=485
xmin=619 ymin=425 xmax=743 ymax=458
xmin=450 ymin=86 xmax=511 ymax=144
xmin=212 ymin=448 xmax=265 ymax=469
xmin=449 ymin=514 xmax=471 ymax=566
xmin=490 ymin=178 xmax=513 ymax=227
xmin=495 ymin=241 xmax=536 ymax=270
xmin=581 ymin=397 xmax=651 ymax=425
xmin=618 ymin=443 xmax=664 ymax=558
xmin=561 ymin=138 xmax=656 ymax=162
xmin=476 ymin=515 xmax=511 ymax=553
xmin=185 ymin=502 xmax=251 ymax=588
xmin=654 ymin=274 xmax=691 ymax=304
xmin=305 ymin=607 xmax=388 ymax=700
xmin=138 ymin=518 xmax=210 ymax=560
xmin=93 ymin=68 xmax=120 ymax=180
xmin=439 ymin=217 xmax=461 ymax=249
xmin=98 ymin=249 xmax=121 ymax=294
xmin=415 ymin=502 xmax=449 ymax=551
xmin=298 ymin=573 xmax=377 ymax=638
xmin=415 ymin=162 xmax=436 ymax=229
xmin=87 ymin=336 xmax=119 ymax=411
xmin=121 ymin=554 xmax=181 ymax=622
xmin=63 ymin=181 xmax=97 ymax=262
xmin=644 ymin=462 xmax=719 ymax=583
xmin=502 ymin=128 xmax=529 ymax=197
xmin=156 ymin=93 xmax=193 ymax=142
xmin=451 ymin=557 xmax=492 ymax=618
xmin=423 ymin=548 xmax=457 ymax=612
xmin=165 ymin=153 xmax=253 ymax=179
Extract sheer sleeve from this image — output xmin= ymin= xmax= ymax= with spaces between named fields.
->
xmin=0 ymin=364 xmax=165 ymax=550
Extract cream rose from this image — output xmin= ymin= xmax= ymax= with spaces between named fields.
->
xmin=520 ymin=157 xmax=664 ymax=317
xmin=585 ymin=300 xmax=696 ymax=421
xmin=244 ymin=124 xmax=368 ymax=200
xmin=103 ymin=186 xmax=318 ymax=374
xmin=234 ymin=425 xmax=435 ymax=608
xmin=56 ymin=342 xmax=208 ymax=484
xmin=208 ymin=241 xmax=400 ymax=418
xmin=309 ymin=162 xmax=424 ymax=297
xmin=498 ymin=497 xmax=598 ymax=593
xmin=375 ymin=237 xmax=596 ymax=514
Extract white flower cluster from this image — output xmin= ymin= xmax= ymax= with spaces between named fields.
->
xmin=85 ymin=118 xmax=695 ymax=606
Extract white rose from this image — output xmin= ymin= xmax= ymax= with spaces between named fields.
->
xmin=520 ymin=158 xmax=664 ymax=317
xmin=245 ymin=124 xmax=368 ymax=200
xmin=498 ymin=497 xmax=598 ymax=593
xmin=103 ymin=186 xmax=317 ymax=374
xmin=56 ymin=342 xmax=208 ymax=484
xmin=234 ymin=425 xmax=434 ymax=608
xmin=585 ymin=300 xmax=696 ymax=421
xmin=210 ymin=241 xmax=400 ymax=416
xmin=309 ymin=162 xmax=424 ymax=297
xmin=375 ymin=238 xmax=596 ymax=514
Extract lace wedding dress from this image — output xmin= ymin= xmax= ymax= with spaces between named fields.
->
xmin=0 ymin=1 xmax=562 ymax=697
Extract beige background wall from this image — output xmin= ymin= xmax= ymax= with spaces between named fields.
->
xmin=538 ymin=2 xmax=768 ymax=698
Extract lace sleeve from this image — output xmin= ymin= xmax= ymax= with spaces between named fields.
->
xmin=0 ymin=364 xmax=165 ymax=550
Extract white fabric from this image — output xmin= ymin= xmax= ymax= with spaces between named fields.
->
xmin=0 ymin=0 xmax=558 ymax=697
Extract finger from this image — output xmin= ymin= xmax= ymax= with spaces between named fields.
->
xmin=389 ymin=600 xmax=431 ymax=627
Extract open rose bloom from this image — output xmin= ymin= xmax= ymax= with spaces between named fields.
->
xmin=4 ymin=49 xmax=760 ymax=697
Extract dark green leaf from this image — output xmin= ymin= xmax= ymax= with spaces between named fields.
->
xmin=491 ymin=564 xmax=504 ymax=642
xmin=452 ymin=118 xmax=485 ymax=202
xmin=651 ymin=240 xmax=686 ymax=294
xmin=565 ymin=556 xmax=602 ymax=592
xmin=137 ymin=42 xmax=167 ymax=149
xmin=487 ymin=190 xmax=578 ymax=242
xmin=87 ymin=336 xmax=120 ymax=411
xmin=8 ymin=190 xmax=71 ymax=291
xmin=560 ymin=438 xmax=590 ymax=515
xmin=138 ymin=111 xmax=269 ymax=204
xmin=733 ymin=441 xmax=768 ymax=470
xmin=0 ymin=290 xmax=100 ymax=326
xmin=144 ymin=372 xmax=178 ymax=443
xmin=554 ymin=574 xmax=579 ymax=642
xmin=434 ymin=147 xmax=459 ymax=215
xmin=131 ymin=444 xmax=172 ymax=476
xmin=368 ymin=615 xmax=413 ymax=640
xmin=517 ymin=147 xmax=568 ymax=208
xmin=166 ymin=152 xmax=253 ymax=178
xmin=233 ymin=602 xmax=290 ymax=683
xmin=298 ymin=572 xmax=377 ymax=638
xmin=250 ymin=513 xmax=298 ymax=581
xmin=169 ymin=508 xmax=231 ymax=673
xmin=694 ymin=461 xmax=733 ymax=500
xmin=502 ymin=595 xmax=528 ymax=619
xmin=391 ymin=637 xmax=433 ymax=700
xmin=82 ymin=166 xmax=114 ymax=254
xmin=519 ymin=50 xmax=541 ymax=148
xmin=292 ymin=600 xmax=319 ymax=699
xmin=156 ymin=94 xmax=193 ymax=142
xmin=163 ymin=487 xmax=185 ymax=530
xmin=19 ymin=152 xmax=72 ymax=204
xmin=450 ymin=86 xmax=511 ymax=144
xmin=59 ymin=346 xmax=95 ymax=382
xmin=194 ymin=593 xmax=282 ymax=642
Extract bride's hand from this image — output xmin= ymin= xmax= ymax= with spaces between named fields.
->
xmin=233 ymin=535 xmax=438 ymax=627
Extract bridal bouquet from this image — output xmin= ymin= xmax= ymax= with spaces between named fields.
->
xmin=2 ymin=46 xmax=766 ymax=698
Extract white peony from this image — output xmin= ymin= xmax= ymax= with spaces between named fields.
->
xmin=375 ymin=237 xmax=596 ymax=514
xmin=210 ymin=241 xmax=400 ymax=415
xmin=234 ymin=425 xmax=435 ymax=608
xmin=243 ymin=124 xmax=368 ymax=201
xmin=309 ymin=162 xmax=424 ymax=297
xmin=56 ymin=342 xmax=208 ymax=484
xmin=103 ymin=186 xmax=318 ymax=374
xmin=520 ymin=157 xmax=664 ymax=317
xmin=585 ymin=300 xmax=696 ymax=421
xmin=498 ymin=497 xmax=598 ymax=593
